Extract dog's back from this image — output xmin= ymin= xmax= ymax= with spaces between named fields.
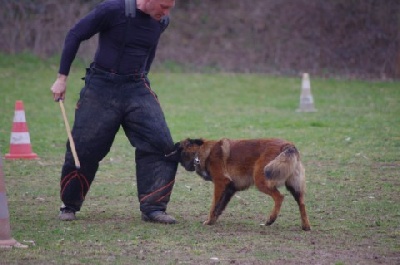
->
xmin=213 ymin=138 xmax=296 ymax=189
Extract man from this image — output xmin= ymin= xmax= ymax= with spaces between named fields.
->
xmin=50 ymin=0 xmax=179 ymax=224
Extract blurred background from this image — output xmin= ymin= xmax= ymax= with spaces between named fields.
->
xmin=1 ymin=0 xmax=399 ymax=79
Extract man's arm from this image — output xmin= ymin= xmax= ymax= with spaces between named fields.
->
xmin=51 ymin=1 xmax=117 ymax=100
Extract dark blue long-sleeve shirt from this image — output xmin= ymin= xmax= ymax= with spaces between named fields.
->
xmin=59 ymin=0 xmax=169 ymax=76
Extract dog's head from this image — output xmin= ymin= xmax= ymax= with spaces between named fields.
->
xmin=177 ymin=138 xmax=204 ymax=171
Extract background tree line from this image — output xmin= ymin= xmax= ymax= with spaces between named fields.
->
xmin=1 ymin=0 xmax=399 ymax=79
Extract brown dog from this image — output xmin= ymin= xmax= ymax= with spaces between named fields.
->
xmin=178 ymin=138 xmax=311 ymax=231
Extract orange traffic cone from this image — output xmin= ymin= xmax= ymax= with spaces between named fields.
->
xmin=5 ymin=100 xmax=38 ymax=160
xmin=296 ymin=73 xmax=317 ymax=112
xmin=0 ymin=156 xmax=27 ymax=248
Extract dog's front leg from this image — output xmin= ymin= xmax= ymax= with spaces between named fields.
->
xmin=204 ymin=180 xmax=236 ymax=225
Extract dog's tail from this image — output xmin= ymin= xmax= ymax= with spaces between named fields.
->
xmin=264 ymin=145 xmax=300 ymax=183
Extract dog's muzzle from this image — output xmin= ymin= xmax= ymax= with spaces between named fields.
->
xmin=194 ymin=156 xmax=200 ymax=165
xmin=181 ymin=151 xmax=196 ymax=171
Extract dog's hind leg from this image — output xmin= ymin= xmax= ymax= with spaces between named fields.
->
xmin=261 ymin=187 xmax=284 ymax=226
xmin=254 ymin=166 xmax=284 ymax=226
xmin=285 ymin=185 xmax=310 ymax=231
xmin=204 ymin=180 xmax=236 ymax=225
xmin=285 ymin=163 xmax=311 ymax=231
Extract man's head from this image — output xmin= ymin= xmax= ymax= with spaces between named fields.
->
xmin=138 ymin=0 xmax=175 ymax=21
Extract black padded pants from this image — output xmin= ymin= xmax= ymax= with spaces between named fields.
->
xmin=60 ymin=67 xmax=177 ymax=214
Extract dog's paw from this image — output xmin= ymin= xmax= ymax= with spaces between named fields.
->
xmin=203 ymin=219 xmax=215 ymax=225
xmin=265 ymin=219 xmax=276 ymax=226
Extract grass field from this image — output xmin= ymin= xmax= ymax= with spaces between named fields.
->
xmin=0 ymin=53 xmax=399 ymax=264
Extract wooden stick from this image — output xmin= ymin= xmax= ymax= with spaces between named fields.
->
xmin=59 ymin=100 xmax=80 ymax=169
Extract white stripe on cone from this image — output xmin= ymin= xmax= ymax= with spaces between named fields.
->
xmin=10 ymin=132 xmax=31 ymax=145
xmin=12 ymin=111 xmax=26 ymax=123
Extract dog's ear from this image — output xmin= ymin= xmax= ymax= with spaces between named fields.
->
xmin=173 ymin=141 xmax=182 ymax=150
xmin=179 ymin=138 xmax=190 ymax=148
xmin=189 ymin=138 xmax=204 ymax=146
xmin=179 ymin=138 xmax=204 ymax=149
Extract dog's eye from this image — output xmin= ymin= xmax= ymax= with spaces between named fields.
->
xmin=194 ymin=157 xmax=200 ymax=165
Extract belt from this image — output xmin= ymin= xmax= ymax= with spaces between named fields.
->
xmin=90 ymin=63 xmax=145 ymax=78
